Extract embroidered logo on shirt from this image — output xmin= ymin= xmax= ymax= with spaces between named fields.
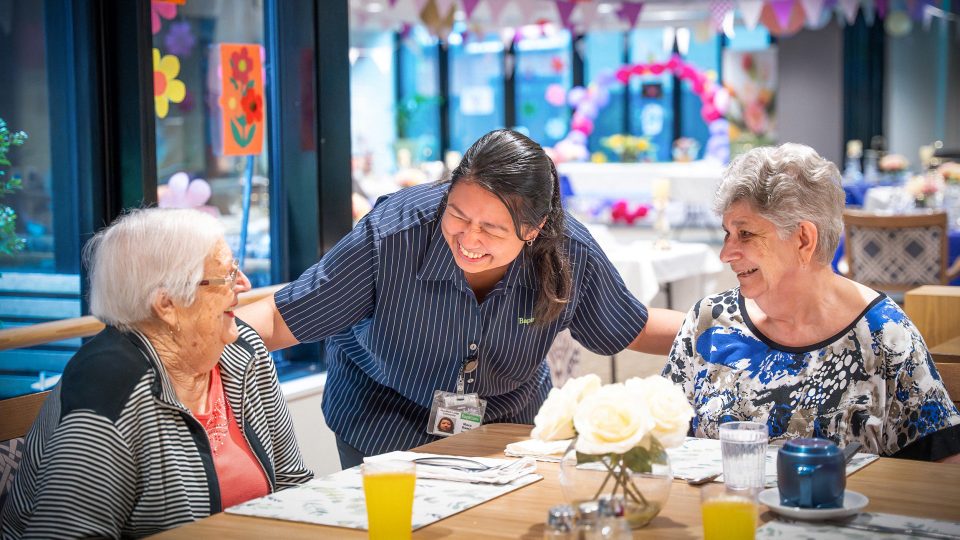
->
xmin=518 ymin=316 xmax=535 ymax=325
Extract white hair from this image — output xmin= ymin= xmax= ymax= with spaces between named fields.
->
xmin=713 ymin=143 xmax=845 ymax=265
xmin=83 ymin=208 xmax=225 ymax=332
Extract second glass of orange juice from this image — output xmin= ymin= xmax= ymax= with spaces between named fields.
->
xmin=362 ymin=460 xmax=417 ymax=540
xmin=701 ymin=484 xmax=757 ymax=540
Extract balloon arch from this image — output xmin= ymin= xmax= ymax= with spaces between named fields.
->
xmin=546 ymin=54 xmax=730 ymax=164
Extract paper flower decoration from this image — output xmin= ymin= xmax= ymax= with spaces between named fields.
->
xmin=241 ymin=88 xmax=263 ymax=124
xmin=153 ymin=48 xmax=186 ymax=119
xmin=164 ymin=21 xmax=196 ymax=57
xmin=230 ymin=47 xmax=255 ymax=87
xmin=151 ymin=1 xmax=177 ymax=35
xmin=158 ymin=172 xmax=212 ymax=209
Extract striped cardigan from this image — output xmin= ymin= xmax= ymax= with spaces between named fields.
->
xmin=0 ymin=322 xmax=313 ymax=539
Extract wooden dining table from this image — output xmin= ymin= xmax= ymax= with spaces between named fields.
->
xmin=152 ymin=423 xmax=960 ymax=539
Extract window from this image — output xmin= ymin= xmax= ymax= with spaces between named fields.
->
xmin=628 ymin=28 xmax=673 ymax=162
xmin=583 ymin=31 xmax=627 ymax=152
xmin=448 ymin=33 xmax=505 ymax=154
xmin=514 ymin=30 xmax=572 ymax=147
xmin=151 ymin=0 xmax=274 ymax=288
xmin=0 ymin=1 xmax=84 ymax=398
xmin=397 ymin=27 xmax=442 ymax=165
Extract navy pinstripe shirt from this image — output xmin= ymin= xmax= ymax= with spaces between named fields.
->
xmin=275 ymin=182 xmax=648 ymax=455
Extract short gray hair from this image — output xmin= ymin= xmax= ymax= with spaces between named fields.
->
xmin=83 ymin=208 xmax=225 ymax=331
xmin=713 ymin=143 xmax=845 ymax=265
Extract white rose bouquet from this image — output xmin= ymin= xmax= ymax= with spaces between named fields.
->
xmin=531 ymin=374 xmax=693 ymax=522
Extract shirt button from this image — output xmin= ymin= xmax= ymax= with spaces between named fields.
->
xmin=469 ymin=343 xmax=478 ymax=351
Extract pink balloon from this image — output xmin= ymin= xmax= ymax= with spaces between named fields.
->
xmin=679 ymin=66 xmax=695 ymax=81
xmin=567 ymin=86 xmax=587 ymax=107
xmin=666 ymin=56 xmax=680 ymax=71
xmin=650 ymin=64 xmax=665 ymax=75
xmin=185 ymin=179 xmax=212 ymax=207
xmin=578 ymin=101 xmax=598 ymax=120
xmin=570 ymin=114 xmax=594 ymax=135
xmin=615 ymin=68 xmax=631 ymax=83
xmin=545 ymin=84 xmax=567 ymax=107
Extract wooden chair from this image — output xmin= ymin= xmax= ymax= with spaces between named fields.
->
xmin=0 ymin=391 xmax=49 ymax=505
xmin=936 ymin=363 xmax=960 ymax=407
xmin=843 ymin=210 xmax=960 ymax=294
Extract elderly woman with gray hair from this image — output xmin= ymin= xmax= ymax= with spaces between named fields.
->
xmin=663 ymin=143 xmax=960 ymax=462
xmin=1 ymin=208 xmax=312 ymax=539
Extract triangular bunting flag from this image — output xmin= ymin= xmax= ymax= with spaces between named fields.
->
xmin=838 ymin=0 xmax=860 ymax=23
xmin=578 ymin=1 xmax=599 ymax=31
xmin=388 ymin=0 xmax=399 ymax=7
xmin=515 ymin=0 xmax=538 ymax=24
xmin=800 ymin=0 xmax=825 ymax=26
xmin=412 ymin=0 xmax=430 ymax=12
xmin=709 ymin=0 xmax=734 ymax=30
xmin=556 ymin=0 xmax=577 ymax=30
xmin=486 ymin=0 xmax=510 ymax=23
xmin=875 ymin=0 xmax=888 ymax=18
xmin=738 ymin=0 xmax=765 ymax=30
xmin=461 ymin=0 xmax=481 ymax=20
xmin=616 ymin=1 xmax=645 ymax=28
xmin=770 ymin=0 xmax=796 ymax=29
xmin=435 ymin=0 xmax=455 ymax=17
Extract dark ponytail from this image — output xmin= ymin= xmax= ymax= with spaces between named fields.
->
xmin=441 ymin=129 xmax=572 ymax=324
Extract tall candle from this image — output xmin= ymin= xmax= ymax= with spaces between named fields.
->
xmin=652 ymin=178 xmax=671 ymax=204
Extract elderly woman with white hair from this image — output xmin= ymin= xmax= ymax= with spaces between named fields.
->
xmin=1 ymin=208 xmax=312 ymax=538
xmin=663 ymin=143 xmax=960 ymax=462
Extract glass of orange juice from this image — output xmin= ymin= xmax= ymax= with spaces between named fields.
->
xmin=362 ymin=460 xmax=417 ymax=540
xmin=700 ymin=484 xmax=757 ymax=540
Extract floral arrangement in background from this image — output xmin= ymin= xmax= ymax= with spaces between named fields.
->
xmin=905 ymin=173 xmax=944 ymax=207
xmin=879 ymin=153 xmax=910 ymax=173
xmin=0 ymin=118 xmax=27 ymax=256
xmin=723 ymin=50 xmax=777 ymax=156
xmin=938 ymin=162 xmax=960 ymax=184
xmin=671 ymin=137 xmax=700 ymax=162
xmin=600 ymin=134 xmax=654 ymax=163
xmin=532 ymin=374 xmax=693 ymax=517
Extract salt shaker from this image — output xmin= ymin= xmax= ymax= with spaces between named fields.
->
xmin=596 ymin=495 xmax=631 ymax=540
xmin=576 ymin=501 xmax=601 ymax=540
xmin=543 ymin=504 xmax=576 ymax=540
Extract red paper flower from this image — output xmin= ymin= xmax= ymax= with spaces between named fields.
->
xmin=230 ymin=47 xmax=254 ymax=87
xmin=241 ymin=88 xmax=263 ymax=124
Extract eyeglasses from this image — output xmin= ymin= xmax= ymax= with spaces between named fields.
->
xmin=199 ymin=259 xmax=240 ymax=287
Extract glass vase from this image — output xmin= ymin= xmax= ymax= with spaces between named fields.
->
xmin=558 ymin=436 xmax=672 ymax=529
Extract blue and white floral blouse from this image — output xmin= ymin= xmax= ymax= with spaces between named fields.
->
xmin=663 ymin=288 xmax=960 ymax=460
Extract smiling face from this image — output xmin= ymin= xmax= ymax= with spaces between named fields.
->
xmin=441 ymin=182 xmax=534 ymax=282
xmin=174 ymin=239 xmax=251 ymax=372
xmin=719 ymin=200 xmax=801 ymax=303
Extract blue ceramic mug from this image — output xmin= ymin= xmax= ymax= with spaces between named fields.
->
xmin=776 ymin=438 xmax=845 ymax=509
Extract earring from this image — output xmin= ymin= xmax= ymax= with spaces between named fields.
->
xmin=526 ymin=239 xmax=534 ymax=247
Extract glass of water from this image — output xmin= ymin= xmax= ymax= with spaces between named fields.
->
xmin=719 ymin=421 xmax=768 ymax=490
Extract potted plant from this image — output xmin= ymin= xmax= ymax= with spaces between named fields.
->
xmin=0 ymin=117 xmax=28 ymax=256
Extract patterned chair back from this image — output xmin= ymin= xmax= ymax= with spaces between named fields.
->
xmin=843 ymin=210 xmax=949 ymax=293
xmin=0 ymin=391 xmax=49 ymax=507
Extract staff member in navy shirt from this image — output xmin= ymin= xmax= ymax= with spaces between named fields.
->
xmin=238 ymin=129 xmax=684 ymax=468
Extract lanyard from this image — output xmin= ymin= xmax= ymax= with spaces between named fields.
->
xmin=456 ymin=358 xmax=478 ymax=395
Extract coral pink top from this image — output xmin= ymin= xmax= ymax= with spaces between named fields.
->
xmin=194 ymin=366 xmax=270 ymax=509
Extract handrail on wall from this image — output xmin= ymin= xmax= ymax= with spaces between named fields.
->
xmin=0 ymin=284 xmax=285 ymax=352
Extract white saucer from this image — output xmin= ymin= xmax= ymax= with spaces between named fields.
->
xmin=758 ymin=488 xmax=869 ymax=521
